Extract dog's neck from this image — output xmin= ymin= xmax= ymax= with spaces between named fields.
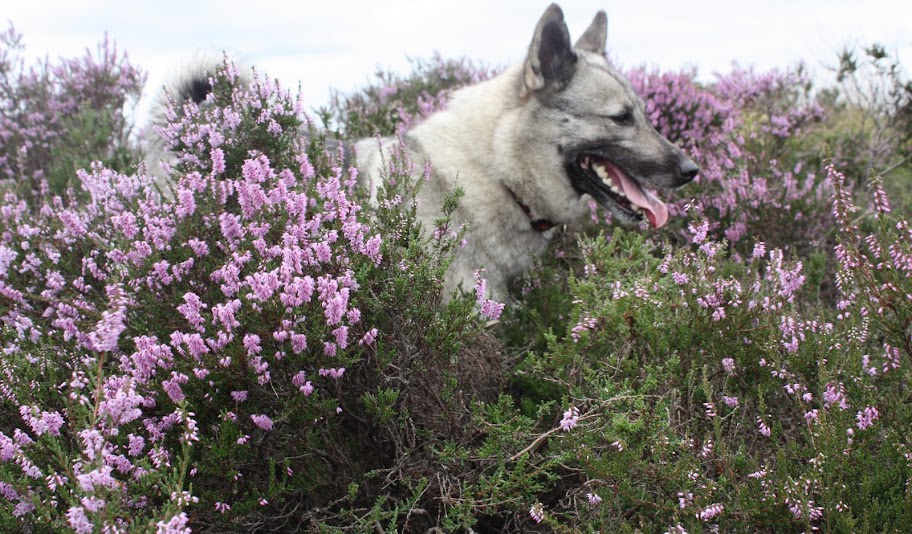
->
xmin=505 ymin=186 xmax=556 ymax=233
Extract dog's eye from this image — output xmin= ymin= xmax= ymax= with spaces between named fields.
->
xmin=608 ymin=108 xmax=634 ymax=125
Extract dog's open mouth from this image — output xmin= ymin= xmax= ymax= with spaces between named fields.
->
xmin=575 ymin=155 xmax=669 ymax=228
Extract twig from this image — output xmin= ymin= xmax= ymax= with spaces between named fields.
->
xmin=508 ymin=426 xmax=563 ymax=462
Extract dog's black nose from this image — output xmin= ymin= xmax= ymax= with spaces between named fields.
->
xmin=679 ymin=158 xmax=699 ymax=183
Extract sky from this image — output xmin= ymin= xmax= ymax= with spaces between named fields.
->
xmin=6 ymin=1 xmax=912 ymax=124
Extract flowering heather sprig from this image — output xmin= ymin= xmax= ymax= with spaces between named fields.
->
xmin=559 ymin=406 xmax=580 ymax=432
xmin=855 ymin=406 xmax=879 ymax=430
xmin=696 ymin=502 xmax=724 ymax=521
xmin=473 ymin=269 xmax=506 ymax=320
xmin=757 ymin=417 xmax=771 ymax=437
xmin=529 ymin=502 xmax=545 ymax=523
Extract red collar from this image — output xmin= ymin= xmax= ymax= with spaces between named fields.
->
xmin=506 ymin=188 xmax=557 ymax=232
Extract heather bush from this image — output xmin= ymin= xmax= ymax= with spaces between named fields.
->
xmin=0 ymin=24 xmax=144 ymax=196
xmin=0 ymin=56 xmax=501 ymax=531
xmin=319 ymin=53 xmax=493 ymax=139
xmin=2 ymin=25 xmax=912 ymax=533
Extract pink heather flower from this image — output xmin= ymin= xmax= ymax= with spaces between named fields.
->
xmin=757 ymin=417 xmax=771 ymax=437
xmin=250 ymin=414 xmax=274 ymax=431
xmin=319 ymin=367 xmax=346 ymax=380
xmin=823 ymin=382 xmax=849 ymax=410
xmin=185 ymin=238 xmax=209 ymax=258
xmin=696 ymin=503 xmax=724 ymax=521
xmin=333 ymin=326 xmax=349 ymax=349
xmin=80 ymin=496 xmax=106 ymax=513
xmin=231 ymin=390 xmax=248 ymax=403
xmin=99 ymin=379 xmax=144 ymax=426
xmin=587 ymin=492 xmax=603 ymax=506
xmin=871 ymin=177 xmax=891 ymax=214
xmin=291 ymin=333 xmax=308 ymax=354
xmin=13 ymin=501 xmax=35 ymax=517
xmin=211 ymin=147 xmax=226 ymax=175
xmin=721 ymin=357 xmax=736 ymax=375
xmin=570 ymin=315 xmax=598 ymax=342
xmin=360 ymin=328 xmax=378 ymax=346
xmin=856 ymin=406 xmax=879 ymax=430
xmin=529 ymin=502 xmax=545 ymax=523
xmin=473 ymin=269 xmax=487 ymax=303
xmin=704 ymin=402 xmax=717 ymax=418
xmin=46 ymin=474 xmax=68 ymax=492
xmin=88 ymin=302 xmax=127 ymax=353
xmin=701 ymin=439 xmax=714 ymax=457
xmin=292 ymin=371 xmax=315 ymax=395
xmin=162 ymin=372 xmax=189 ymax=403
xmin=76 ymin=465 xmax=116 ymax=492
xmin=215 ymin=502 xmax=231 ymax=514
xmin=688 ymin=220 xmax=709 ymax=244
xmin=243 ymin=333 xmax=262 ymax=356
xmin=176 ymin=188 xmax=196 ymax=219
xmin=722 ymin=396 xmax=739 ymax=409
xmin=678 ymin=491 xmax=694 ymax=509
xmin=19 ymin=406 xmax=65 ymax=437
xmin=752 ymin=241 xmax=767 ymax=259
xmin=176 ymin=292 xmax=207 ymax=332
xmin=672 ymin=272 xmax=689 ymax=285
xmin=219 ymin=212 xmax=245 ymax=242
xmin=66 ymin=506 xmax=93 ymax=534
xmin=559 ymin=406 xmax=580 ymax=432
xmin=156 ymin=512 xmax=191 ymax=534
xmin=128 ymin=434 xmax=145 ymax=457
xmin=480 ymin=299 xmax=505 ymax=320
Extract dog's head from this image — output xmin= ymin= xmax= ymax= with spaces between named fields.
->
xmin=512 ymin=4 xmax=698 ymax=229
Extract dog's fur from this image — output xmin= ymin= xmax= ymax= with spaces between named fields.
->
xmin=154 ymin=4 xmax=698 ymax=300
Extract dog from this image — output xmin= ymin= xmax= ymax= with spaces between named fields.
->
xmin=153 ymin=4 xmax=698 ymax=301
xmin=355 ymin=4 xmax=697 ymax=299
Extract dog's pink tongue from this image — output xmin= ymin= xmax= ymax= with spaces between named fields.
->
xmin=615 ymin=171 xmax=668 ymax=229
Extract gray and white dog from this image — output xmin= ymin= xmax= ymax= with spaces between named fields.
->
xmin=356 ymin=4 xmax=697 ymax=298
xmin=154 ymin=4 xmax=698 ymax=301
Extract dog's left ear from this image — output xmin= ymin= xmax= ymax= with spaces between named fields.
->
xmin=574 ymin=11 xmax=607 ymax=55
xmin=524 ymin=4 xmax=577 ymax=94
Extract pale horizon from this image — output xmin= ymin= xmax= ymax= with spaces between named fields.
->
xmin=6 ymin=1 xmax=911 ymax=124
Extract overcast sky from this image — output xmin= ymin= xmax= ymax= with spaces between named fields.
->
xmin=6 ymin=1 xmax=912 ymax=123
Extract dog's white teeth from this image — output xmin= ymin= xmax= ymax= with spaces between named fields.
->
xmin=631 ymin=205 xmax=641 ymax=213
xmin=610 ymin=185 xmax=621 ymax=195
xmin=593 ymin=163 xmax=608 ymax=180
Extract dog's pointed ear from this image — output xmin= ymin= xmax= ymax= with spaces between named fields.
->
xmin=524 ymin=4 xmax=577 ymax=93
xmin=575 ymin=11 xmax=607 ymax=54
